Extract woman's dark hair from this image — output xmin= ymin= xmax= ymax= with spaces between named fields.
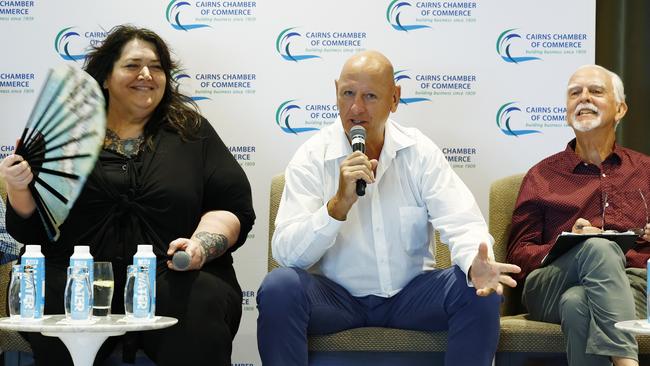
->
xmin=84 ymin=24 xmax=201 ymax=142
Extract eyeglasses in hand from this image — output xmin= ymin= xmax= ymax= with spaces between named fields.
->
xmin=602 ymin=189 xmax=649 ymax=237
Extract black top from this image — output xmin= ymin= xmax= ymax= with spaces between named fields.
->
xmin=7 ymin=118 xmax=255 ymax=288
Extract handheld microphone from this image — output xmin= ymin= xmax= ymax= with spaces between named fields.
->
xmin=349 ymin=125 xmax=366 ymax=196
xmin=171 ymin=250 xmax=191 ymax=271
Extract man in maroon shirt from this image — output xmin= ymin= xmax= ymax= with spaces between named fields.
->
xmin=507 ymin=65 xmax=650 ymax=366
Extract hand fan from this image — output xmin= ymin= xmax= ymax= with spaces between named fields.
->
xmin=15 ymin=64 xmax=106 ymax=241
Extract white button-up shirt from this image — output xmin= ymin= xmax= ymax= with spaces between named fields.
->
xmin=272 ymin=119 xmax=493 ymax=297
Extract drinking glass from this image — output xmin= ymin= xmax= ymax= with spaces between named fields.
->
xmin=64 ymin=266 xmax=92 ymax=321
xmin=93 ymin=262 xmax=114 ymax=317
xmin=124 ymin=265 xmax=152 ymax=319
xmin=18 ymin=266 xmax=37 ymax=320
xmin=8 ymin=264 xmax=34 ymax=319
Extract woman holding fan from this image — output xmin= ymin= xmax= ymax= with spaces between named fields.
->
xmin=0 ymin=25 xmax=255 ymax=366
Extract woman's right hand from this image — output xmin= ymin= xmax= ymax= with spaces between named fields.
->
xmin=1 ymin=153 xmax=37 ymax=218
xmin=0 ymin=154 xmax=33 ymax=192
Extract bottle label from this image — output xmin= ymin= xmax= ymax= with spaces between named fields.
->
xmin=70 ymin=258 xmax=94 ymax=285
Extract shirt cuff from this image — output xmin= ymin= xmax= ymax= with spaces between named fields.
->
xmin=458 ymin=254 xmax=476 ymax=287
xmin=312 ymin=204 xmax=344 ymax=236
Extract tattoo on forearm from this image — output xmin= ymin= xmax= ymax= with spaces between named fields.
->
xmin=195 ymin=232 xmax=229 ymax=263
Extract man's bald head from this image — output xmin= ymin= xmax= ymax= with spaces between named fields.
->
xmin=338 ymin=50 xmax=396 ymax=89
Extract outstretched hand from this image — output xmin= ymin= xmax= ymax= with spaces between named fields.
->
xmin=469 ymin=242 xmax=521 ymax=296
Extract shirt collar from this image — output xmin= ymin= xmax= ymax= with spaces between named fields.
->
xmin=563 ymin=138 xmax=622 ymax=172
xmin=324 ymin=119 xmax=415 ymax=161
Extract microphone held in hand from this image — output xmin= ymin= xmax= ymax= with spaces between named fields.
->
xmin=171 ymin=251 xmax=191 ymax=271
xmin=349 ymin=125 xmax=366 ymax=196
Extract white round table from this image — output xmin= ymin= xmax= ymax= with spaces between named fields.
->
xmin=615 ymin=320 xmax=650 ymax=335
xmin=0 ymin=315 xmax=177 ymax=366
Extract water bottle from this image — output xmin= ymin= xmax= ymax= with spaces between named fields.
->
xmin=70 ymin=246 xmax=94 ymax=287
xmin=133 ymin=244 xmax=156 ymax=318
xmin=21 ymin=245 xmax=45 ymax=319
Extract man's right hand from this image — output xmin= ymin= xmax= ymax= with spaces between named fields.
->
xmin=0 ymin=154 xmax=33 ymax=192
xmin=571 ymin=218 xmax=603 ymax=234
xmin=327 ymin=151 xmax=377 ymax=221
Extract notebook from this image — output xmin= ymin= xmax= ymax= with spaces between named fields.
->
xmin=540 ymin=231 xmax=638 ymax=266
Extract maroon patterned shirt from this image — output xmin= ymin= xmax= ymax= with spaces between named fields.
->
xmin=507 ymin=139 xmax=650 ymax=281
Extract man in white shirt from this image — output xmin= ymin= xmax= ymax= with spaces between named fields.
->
xmin=257 ymin=50 xmax=520 ymax=366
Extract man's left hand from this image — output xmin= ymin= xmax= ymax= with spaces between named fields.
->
xmin=469 ymin=242 xmax=521 ymax=296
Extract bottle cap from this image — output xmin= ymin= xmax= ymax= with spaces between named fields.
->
xmin=24 ymin=245 xmax=41 ymax=253
xmin=137 ymin=244 xmax=153 ymax=252
xmin=74 ymin=245 xmax=90 ymax=254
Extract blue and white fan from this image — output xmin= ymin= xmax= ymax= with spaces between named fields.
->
xmin=15 ymin=64 xmax=106 ymax=241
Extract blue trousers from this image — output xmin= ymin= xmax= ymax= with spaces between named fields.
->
xmin=257 ymin=266 xmax=501 ymax=366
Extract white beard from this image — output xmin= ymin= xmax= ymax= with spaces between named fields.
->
xmin=570 ymin=103 xmax=602 ymax=132
xmin=571 ymin=115 xmax=602 ymax=132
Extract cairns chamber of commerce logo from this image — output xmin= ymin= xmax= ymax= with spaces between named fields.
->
xmin=275 ymin=99 xmax=338 ymax=134
xmin=54 ymin=27 xmax=86 ymax=61
xmin=166 ymin=0 xmax=256 ymax=30
xmin=386 ymin=0 xmax=430 ymax=32
xmin=394 ymin=70 xmax=430 ymax=105
xmin=496 ymin=29 xmax=541 ymax=64
xmin=166 ymin=0 xmax=210 ymax=31
xmin=276 ymin=100 xmax=318 ymax=134
xmin=174 ymin=69 xmax=256 ymax=98
xmin=386 ymin=0 xmax=477 ymax=30
xmin=0 ymin=0 xmax=35 ymax=20
xmin=54 ymin=26 xmax=106 ymax=62
xmin=497 ymin=28 xmax=589 ymax=64
xmin=497 ymin=101 xmax=567 ymax=137
xmin=396 ymin=69 xmax=477 ymax=101
xmin=496 ymin=102 xmax=539 ymax=137
xmin=276 ymin=26 xmax=367 ymax=62
xmin=276 ymin=27 xmax=320 ymax=62
xmin=173 ymin=72 xmax=210 ymax=102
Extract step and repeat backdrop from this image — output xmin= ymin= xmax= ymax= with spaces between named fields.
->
xmin=0 ymin=0 xmax=594 ymax=364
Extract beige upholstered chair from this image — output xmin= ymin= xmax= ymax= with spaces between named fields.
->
xmin=267 ymin=174 xmax=450 ymax=353
xmin=0 ymin=177 xmax=33 ymax=354
xmin=490 ymin=173 xmax=650 ymax=360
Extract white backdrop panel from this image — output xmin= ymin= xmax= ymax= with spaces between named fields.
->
xmin=0 ymin=0 xmax=594 ymax=364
